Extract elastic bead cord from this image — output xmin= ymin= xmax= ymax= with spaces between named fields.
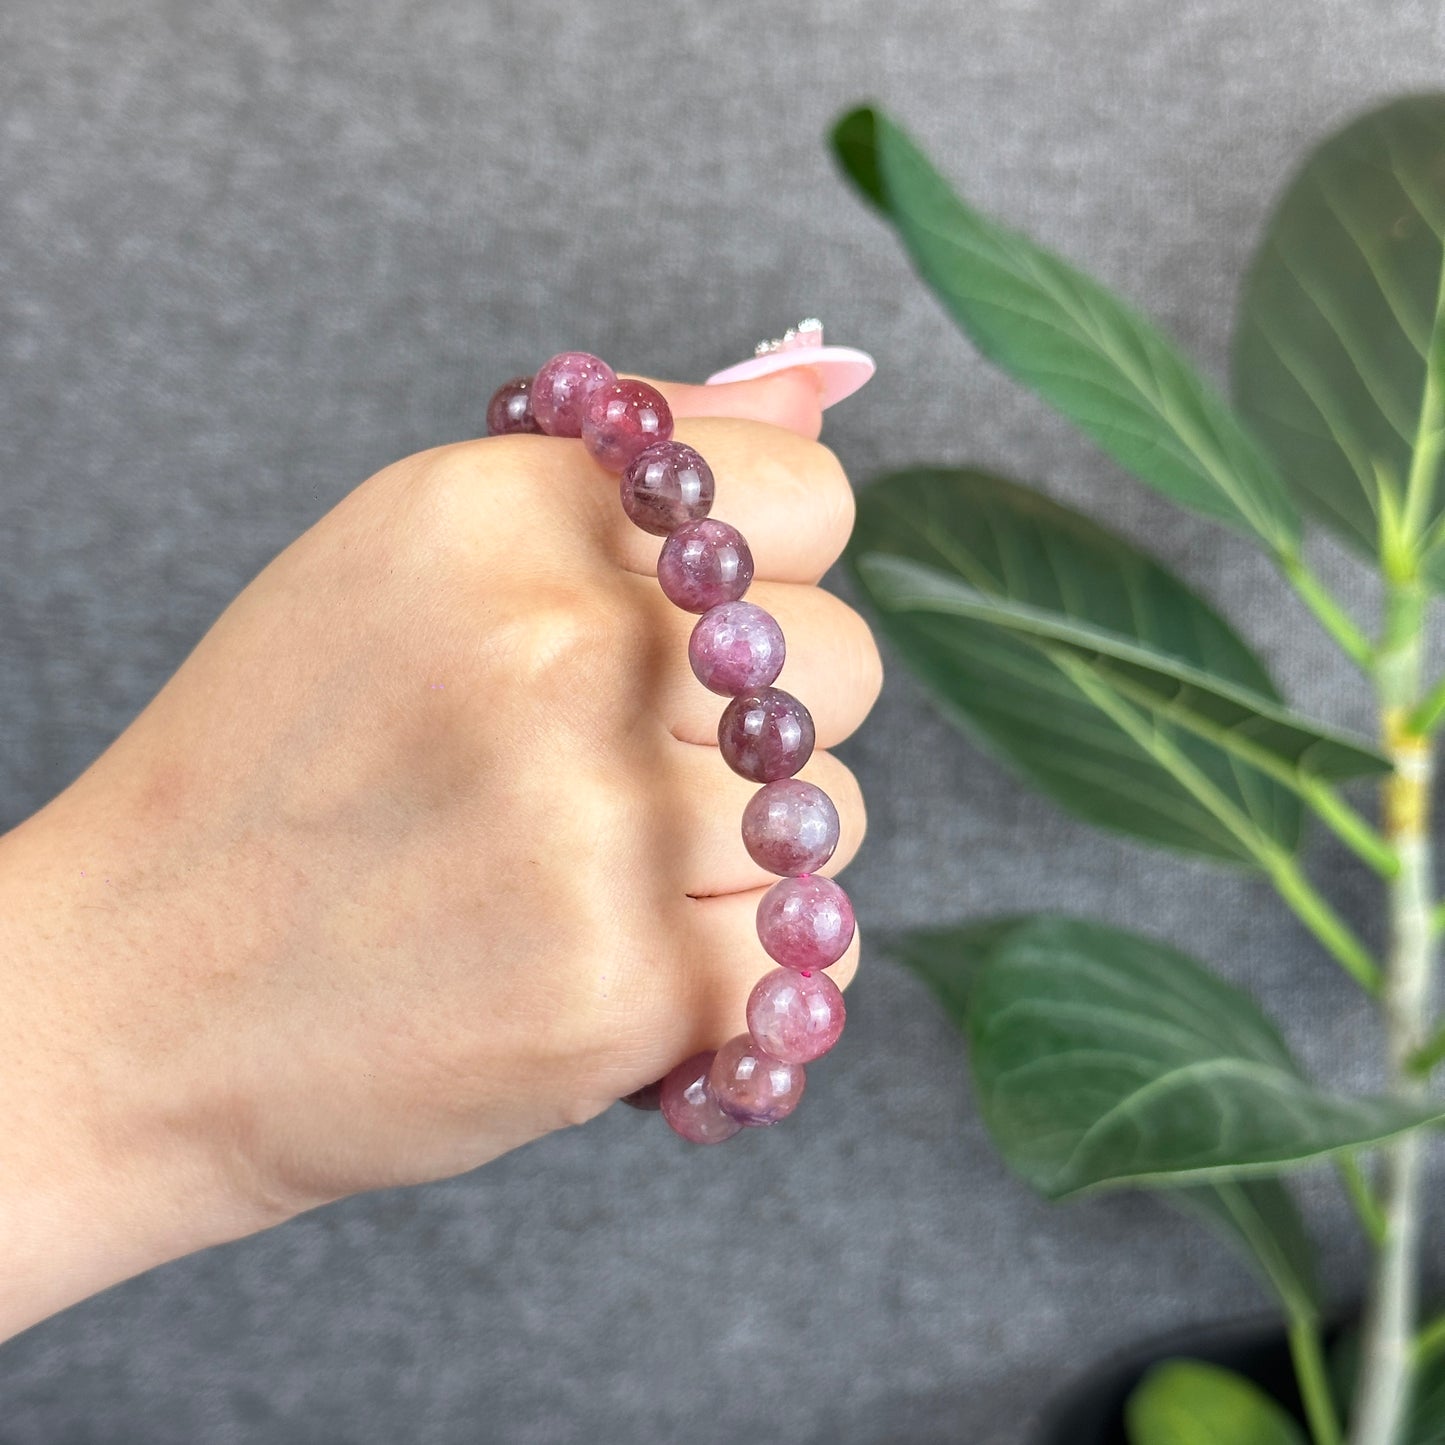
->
xmin=488 ymin=352 xmax=852 ymax=1143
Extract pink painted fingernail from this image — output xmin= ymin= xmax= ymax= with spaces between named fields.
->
xmin=705 ymin=318 xmax=875 ymax=410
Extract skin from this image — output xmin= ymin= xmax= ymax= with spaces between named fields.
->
xmin=0 ymin=367 xmax=881 ymax=1342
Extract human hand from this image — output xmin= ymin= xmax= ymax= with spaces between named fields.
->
xmin=0 ymin=364 xmax=879 ymax=1321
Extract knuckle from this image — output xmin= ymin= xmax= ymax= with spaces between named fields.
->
xmin=487 ymin=581 xmax=632 ymax=715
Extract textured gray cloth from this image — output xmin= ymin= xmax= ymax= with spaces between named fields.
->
xmin=2 ymin=1 xmax=1443 ymax=1440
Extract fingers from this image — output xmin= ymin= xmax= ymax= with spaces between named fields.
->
xmin=579 ymin=416 xmax=854 ymax=584
xmin=665 ymin=745 xmax=868 ymax=900
xmin=636 ymin=369 xmax=824 ymax=439
xmin=632 ymin=575 xmax=882 ymax=750
xmin=676 ymin=889 xmax=862 ymax=1056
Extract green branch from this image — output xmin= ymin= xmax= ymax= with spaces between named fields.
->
xmin=1338 ymin=1153 xmax=1388 ymax=1248
xmin=1062 ymin=660 xmax=1382 ymax=993
xmin=1278 ymin=551 xmax=1375 ymax=671
xmin=1298 ymin=779 xmax=1399 ymax=878
xmin=1291 ymin=1317 xmax=1345 ymax=1445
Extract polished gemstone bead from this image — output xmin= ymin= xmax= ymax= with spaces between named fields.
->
xmin=756 ymin=874 xmax=855 ymax=970
xmin=746 ymin=967 xmax=846 ymax=1064
xmin=659 ymin=1050 xmax=742 ymax=1144
xmin=718 ymin=685 xmax=814 ymax=782
xmin=581 ymin=378 xmax=674 ymax=472
xmin=741 ymin=779 xmax=839 ymax=875
xmin=619 ymin=1078 xmax=665 ymax=1110
xmin=531 ymin=351 xmax=616 ymax=437
xmin=688 ymin=601 xmax=785 ymax=696
xmin=657 ymin=519 xmax=754 ymax=613
xmin=485 ymin=375 xmax=541 ymax=436
xmin=709 ymin=1033 xmax=806 ymax=1126
xmin=621 ymin=440 xmax=715 ymax=536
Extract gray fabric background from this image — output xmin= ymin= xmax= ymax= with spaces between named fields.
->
xmin=2 ymin=1 xmax=1443 ymax=1440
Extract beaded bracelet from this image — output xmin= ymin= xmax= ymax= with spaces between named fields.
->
xmin=486 ymin=343 xmax=854 ymax=1145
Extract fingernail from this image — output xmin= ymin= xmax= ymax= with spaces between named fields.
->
xmin=705 ymin=321 xmax=875 ymax=410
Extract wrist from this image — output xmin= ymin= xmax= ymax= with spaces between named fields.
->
xmin=0 ymin=797 xmax=294 ymax=1342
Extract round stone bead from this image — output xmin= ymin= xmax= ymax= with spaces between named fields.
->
xmin=689 ymin=601 xmax=785 ymax=696
xmin=708 ymin=1033 xmax=806 ymax=1127
xmin=621 ymin=441 xmax=715 ymax=536
xmin=619 ymin=1078 xmax=665 ymax=1111
xmin=581 ymin=378 xmax=674 ymax=472
xmin=531 ymin=351 xmax=616 ymax=438
xmin=657 ymin=519 xmax=754 ymax=613
xmin=756 ymin=874 xmax=855 ymax=971
xmin=718 ymin=685 xmax=814 ymax=782
xmin=485 ymin=375 xmax=540 ymax=436
xmin=747 ymin=967 xmax=846 ymax=1064
xmin=742 ymin=779 xmax=839 ymax=875
xmin=659 ymin=1050 xmax=742 ymax=1144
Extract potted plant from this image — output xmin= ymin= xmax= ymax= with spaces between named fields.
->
xmin=829 ymin=95 xmax=1445 ymax=1445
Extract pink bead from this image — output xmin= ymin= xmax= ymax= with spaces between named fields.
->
xmin=581 ymin=378 xmax=674 ymax=472
xmin=621 ymin=441 xmax=715 ymax=536
xmin=747 ymin=967 xmax=846 ymax=1064
xmin=756 ymin=874 xmax=855 ymax=970
xmin=741 ymin=779 xmax=839 ymax=875
xmin=657 ymin=519 xmax=754 ymax=613
xmin=708 ymin=1033 xmax=806 ymax=1126
xmin=688 ymin=601 xmax=785 ymax=696
xmin=486 ymin=375 xmax=541 ymax=436
xmin=718 ymin=685 xmax=814 ymax=782
xmin=531 ymin=351 xmax=616 ymax=437
xmin=659 ymin=1051 xmax=742 ymax=1144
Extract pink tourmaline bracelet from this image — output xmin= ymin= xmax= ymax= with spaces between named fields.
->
xmin=487 ymin=347 xmax=854 ymax=1143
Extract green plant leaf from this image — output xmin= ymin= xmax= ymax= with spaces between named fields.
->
xmin=959 ymin=915 xmax=1439 ymax=1197
xmin=847 ymin=466 xmax=1303 ymax=863
xmin=1126 ymin=1361 xmax=1307 ymax=1445
xmin=896 ymin=919 xmax=1321 ymax=1319
xmin=1234 ymin=94 xmax=1445 ymax=583
xmin=832 ymin=105 xmax=1302 ymax=555
xmin=1170 ymin=1181 xmax=1320 ymax=1321
xmin=857 ymin=551 xmax=1389 ymax=785
xmin=1412 ymin=1359 xmax=1445 ymax=1445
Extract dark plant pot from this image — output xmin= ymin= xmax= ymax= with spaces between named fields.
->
xmin=1034 ymin=1313 xmax=1345 ymax=1445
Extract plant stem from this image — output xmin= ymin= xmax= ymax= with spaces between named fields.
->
xmin=1348 ymin=601 xmax=1436 ymax=1445
xmin=1298 ymin=780 xmax=1399 ymax=878
xmin=1407 ymin=669 xmax=1445 ymax=735
xmin=1279 ymin=552 xmax=1375 ymax=671
xmin=1292 ymin=1317 xmax=1345 ymax=1445
xmin=1264 ymin=851 xmax=1382 ymax=995
xmin=1338 ymin=1153 xmax=1388 ymax=1248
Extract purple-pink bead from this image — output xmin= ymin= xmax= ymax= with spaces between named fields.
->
xmin=756 ymin=874 xmax=855 ymax=971
xmin=708 ymin=1034 xmax=806 ymax=1126
xmin=486 ymin=375 xmax=541 ymax=436
xmin=747 ymin=967 xmax=846 ymax=1064
xmin=742 ymin=779 xmax=839 ymax=875
xmin=621 ymin=441 xmax=715 ymax=536
xmin=581 ymin=378 xmax=674 ymax=472
xmin=531 ymin=351 xmax=616 ymax=438
xmin=718 ymin=685 xmax=814 ymax=782
xmin=659 ymin=1051 xmax=742 ymax=1144
xmin=658 ymin=519 xmax=754 ymax=613
xmin=689 ymin=601 xmax=785 ymax=696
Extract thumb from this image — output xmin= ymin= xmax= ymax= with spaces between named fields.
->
xmin=629 ymin=367 xmax=825 ymax=440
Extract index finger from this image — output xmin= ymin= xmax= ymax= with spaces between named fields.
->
xmin=630 ymin=369 xmax=824 ymax=440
